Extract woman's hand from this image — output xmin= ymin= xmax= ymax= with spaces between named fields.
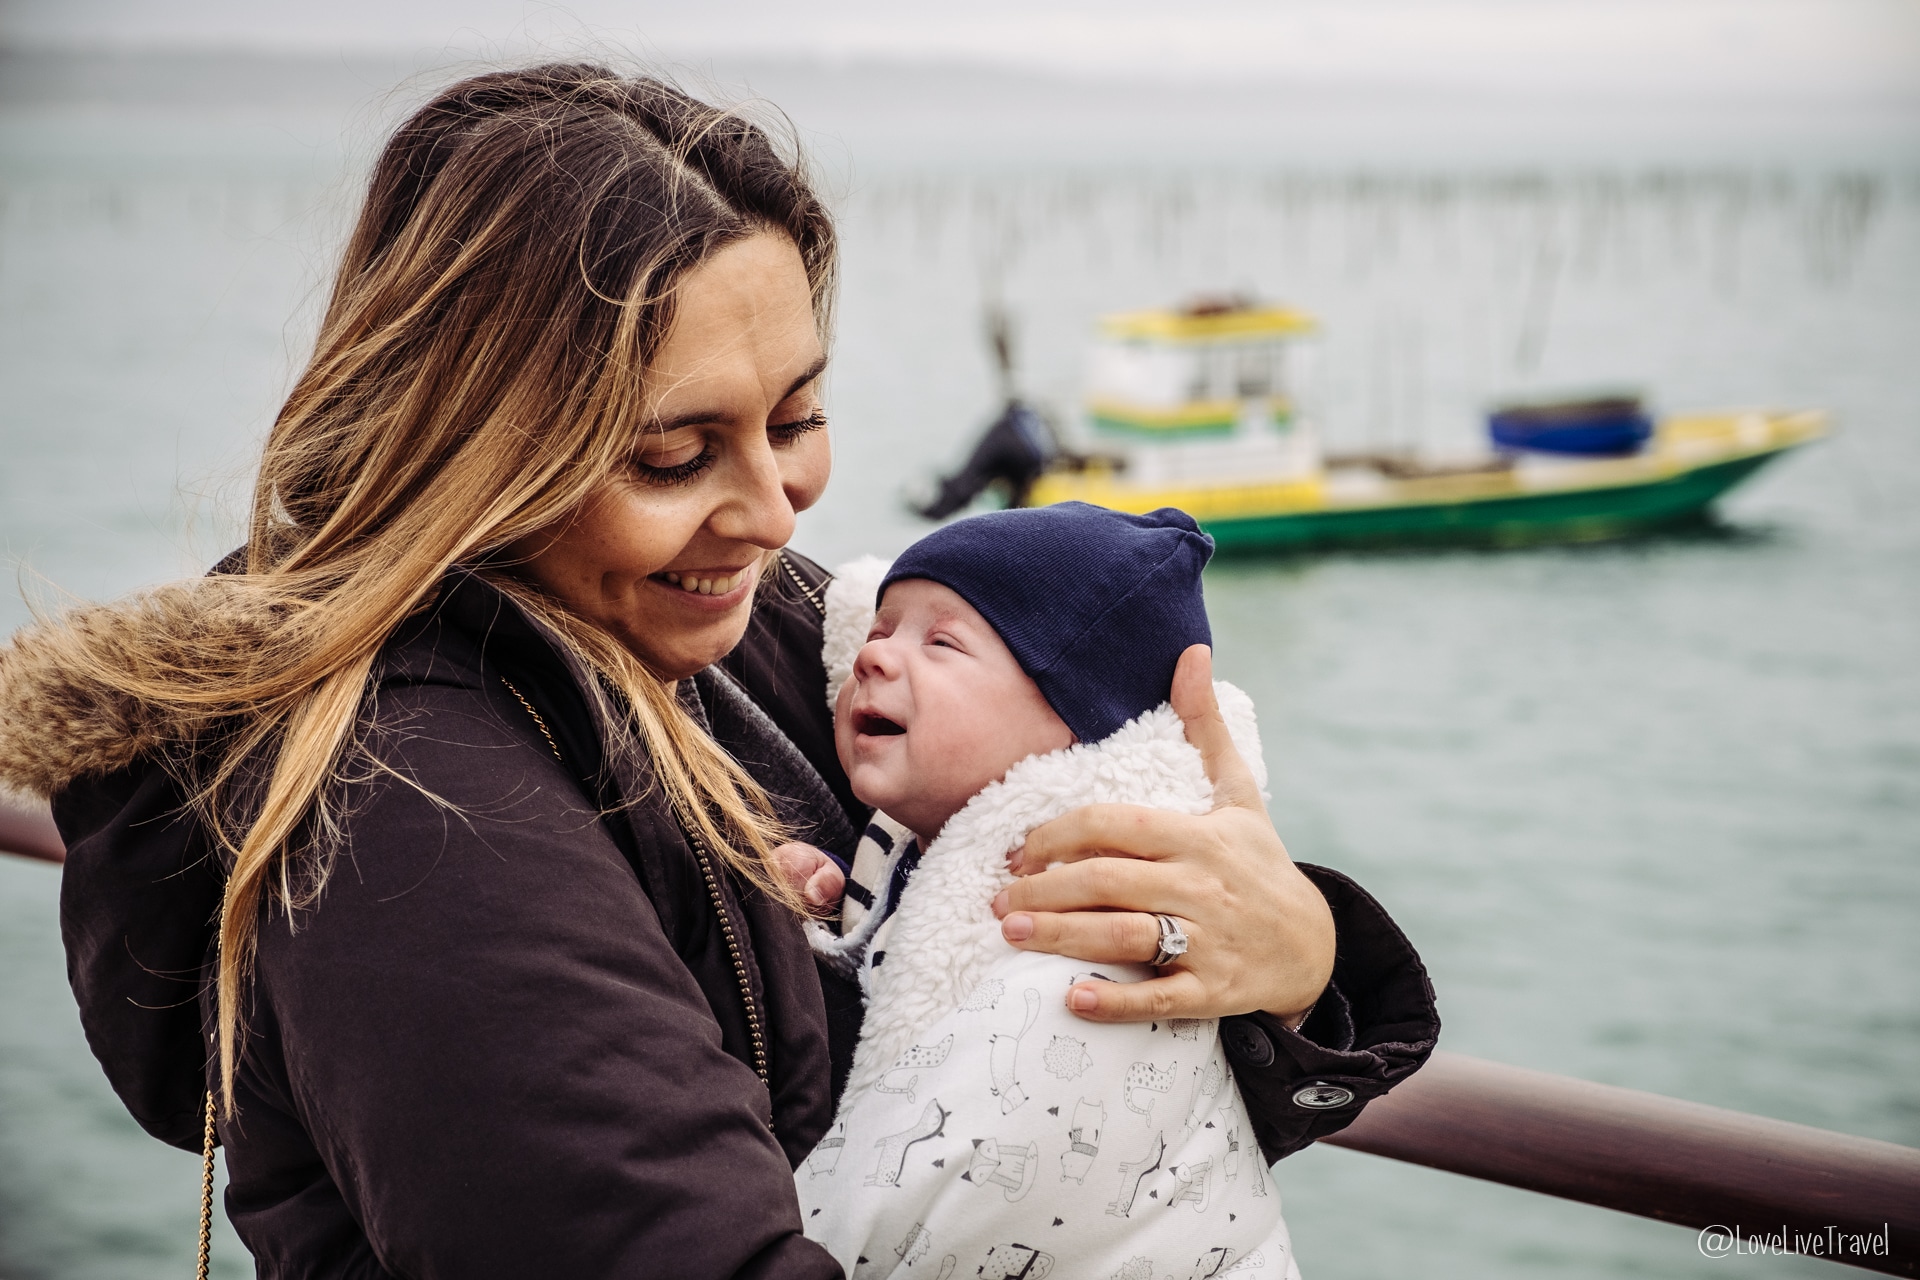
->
xmin=991 ymin=644 xmax=1335 ymax=1025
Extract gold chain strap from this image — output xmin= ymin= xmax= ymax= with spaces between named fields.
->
xmin=196 ymin=1088 xmax=216 ymax=1280
xmin=500 ymin=677 xmax=564 ymax=761
xmin=197 ymin=890 xmax=229 ymax=1278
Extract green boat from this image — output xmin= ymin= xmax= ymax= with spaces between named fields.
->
xmin=1031 ymin=408 xmax=1827 ymax=553
xmin=1017 ymin=303 xmax=1827 ymax=552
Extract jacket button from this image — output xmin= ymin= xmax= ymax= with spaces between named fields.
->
xmin=1227 ymin=1023 xmax=1276 ymax=1067
xmin=1292 ymin=1082 xmax=1356 ymax=1110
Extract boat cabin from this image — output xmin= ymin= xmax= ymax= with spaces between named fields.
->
xmin=1082 ymin=299 xmax=1324 ymax=486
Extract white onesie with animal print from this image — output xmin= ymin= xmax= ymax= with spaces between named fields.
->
xmin=796 ymin=558 xmax=1302 ymax=1280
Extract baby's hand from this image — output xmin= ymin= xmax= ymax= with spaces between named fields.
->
xmin=772 ymin=841 xmax=846 ymax=912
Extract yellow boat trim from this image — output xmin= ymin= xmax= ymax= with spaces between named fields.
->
xmin=1098 ymin=306 xmax=1319 ymax=344
xmin=1031 ymin=471 xmax=1328 ymax=520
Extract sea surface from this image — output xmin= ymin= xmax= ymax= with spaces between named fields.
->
xmin=1 ymin=54 xmax=1916 ymax=1280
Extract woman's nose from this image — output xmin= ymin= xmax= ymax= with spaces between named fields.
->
xmin=709 ymin=434 xmax=796 ymax=550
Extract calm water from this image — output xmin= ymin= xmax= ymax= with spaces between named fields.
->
xmin=2 ymin=60 xmax=1917 ymax=1280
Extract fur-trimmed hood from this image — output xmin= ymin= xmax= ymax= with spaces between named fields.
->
xmin=0 ymin=578 xmax=278 ymax=800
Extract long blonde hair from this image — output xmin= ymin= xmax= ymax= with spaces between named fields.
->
xmin=57 ymin=65 xmax=835 ymax=1110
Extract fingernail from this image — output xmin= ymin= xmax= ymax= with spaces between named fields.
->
xmin=1002 ymin=913 xmax=1033 ymax=942
xmin=991 ymin=890 xmax=1010 ymax=918
xmin=1068 ymin=986 xmax=1098 ymax=1012
xmin=1007 ymin=846 xmax=1026 ymax=874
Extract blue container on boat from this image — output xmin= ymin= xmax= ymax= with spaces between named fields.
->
xmin=1488 ymin=398 xmax=1653 ymax=457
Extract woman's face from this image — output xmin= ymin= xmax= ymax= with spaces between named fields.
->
xmin=514 ymin=231 xmax=831 ymax=679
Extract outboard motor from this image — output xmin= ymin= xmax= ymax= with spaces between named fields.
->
xmin=914 ymin=399 xmax=1056 ymax=520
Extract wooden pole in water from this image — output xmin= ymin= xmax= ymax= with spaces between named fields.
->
xmin=1324 ymin=1050 xmax=1920 ymax=1275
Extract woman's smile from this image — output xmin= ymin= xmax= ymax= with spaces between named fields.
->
xmin=652 ymin=563 xmax=759 ymax=605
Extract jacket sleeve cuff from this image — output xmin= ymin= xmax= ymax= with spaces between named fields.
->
xmin=1220 ymin=861 xmax=1440 ymax=1165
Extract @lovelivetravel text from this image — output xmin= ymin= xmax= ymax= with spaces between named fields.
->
xmin=1697 ymin=1224 xmax=1890 ymax=1260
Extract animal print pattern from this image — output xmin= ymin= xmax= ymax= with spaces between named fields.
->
xmin=866 ymin=1100 xmax=950 ymax=1189
xmin=976 ymin=1243 xmax=1054 ymax=1279
xmin=963 ymin=1137 xmax=1041 ymax=1201
xmin=1059 ymin=1099 xmax=1105 ymax=1184
xmin=960 ymin=978 xmax=1006 ymax=1012
xmin=1106 ymin=1131 xmax=1166 ymax=1218
xmin=806 ymin=1121 xmax=847 ymax=1178
xmin=1166 ymin=1159 xmax=1212 ymax=1212
xmin=1123 ymin=1061 xmax=1176 ymax=1120
xmin=1181 ymin=1060 xmax=1226 ymax=1137
xmin=988 ymin=989 xmax=1041 ymax=1114
xmin=877 ymin=1035 xmax=955 ymax=1103
xmin=1042 ymin=1035 xmax=1092 ymax=1082
xmin=894 ymin=1222 xmax=931 ymax=1267
xmin=797 ymin=949 xmax=1296 ymax=1280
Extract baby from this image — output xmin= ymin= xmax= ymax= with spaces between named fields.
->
xmin=788 ymin=502 xmax=1299 ymax=1280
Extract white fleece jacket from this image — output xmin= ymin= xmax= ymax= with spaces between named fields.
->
xmin=796 ymin=558 xmax=1300 ymax=1280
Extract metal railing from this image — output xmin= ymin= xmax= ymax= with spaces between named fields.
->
xmin=1324 ymin=1051 xmax=1918 ymax=1273
xmin=4 ymin=796 xmax=1917 ymax=1272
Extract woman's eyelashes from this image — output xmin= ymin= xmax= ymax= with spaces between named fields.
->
xmin=633 ymin=408 xmax=825 ymax=485
xmin=769 ymin=406 xmax=828 ymax=442
xmin=634 ymin=448 xmax=715 ymax=486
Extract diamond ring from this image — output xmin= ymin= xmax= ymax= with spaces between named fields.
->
xmin=1150 ymin=914 xmax=1190 ymax=967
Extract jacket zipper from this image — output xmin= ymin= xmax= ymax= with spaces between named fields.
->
xmin=685 ymin=829 xmax=772 ymax=1099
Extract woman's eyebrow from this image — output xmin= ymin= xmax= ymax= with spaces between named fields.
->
xmin=780 ymin=354 xmax=830 ymax=403
xmin=649 ymin=355 xmax=830 ymax=433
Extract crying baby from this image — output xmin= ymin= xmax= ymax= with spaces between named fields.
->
xmin=778 ymin=502 xmax=1302 ymax=1280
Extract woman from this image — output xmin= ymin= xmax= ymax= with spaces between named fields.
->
xmin=0 ymin=66 xmax=1435 ymax=1277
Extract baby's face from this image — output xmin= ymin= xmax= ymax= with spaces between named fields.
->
xmin=835 ymin=579 xmax=1075 ymax=844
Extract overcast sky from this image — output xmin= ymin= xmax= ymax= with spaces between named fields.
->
xmin=4 ymin=0 xmax=1917 ymax=103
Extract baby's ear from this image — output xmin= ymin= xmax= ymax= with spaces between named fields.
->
xmin=822 ymin=555 xmax=891 ymax=713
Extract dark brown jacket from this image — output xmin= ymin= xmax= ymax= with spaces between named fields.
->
xmin=35 ymin=553 xmax=1437 ymax=1278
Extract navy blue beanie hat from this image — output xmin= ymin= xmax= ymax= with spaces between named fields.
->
xmin=879 ymin=502 xmax=1214 ymax=743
